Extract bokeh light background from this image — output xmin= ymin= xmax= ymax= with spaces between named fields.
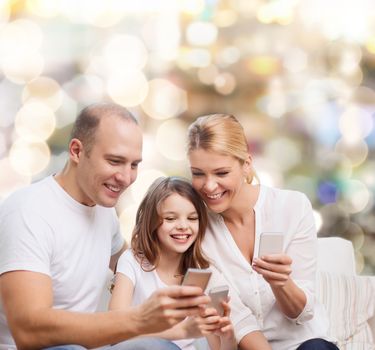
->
xmin=1 ymin=0 xmax=375 ymax=274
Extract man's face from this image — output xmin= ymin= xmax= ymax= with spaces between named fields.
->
xmin=75 ymin=116 xmax=143 ymax=207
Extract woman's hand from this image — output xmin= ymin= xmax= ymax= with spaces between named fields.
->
xmin=252 ymin=253 xmax=293 ymax=289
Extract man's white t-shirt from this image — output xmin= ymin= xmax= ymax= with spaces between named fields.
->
xmin=0 ymin=176 xmax=124 ymax=349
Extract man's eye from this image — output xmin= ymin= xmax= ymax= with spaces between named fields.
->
xmin=109 ymin=160 xmax=120 ymax=165
xmin=131 ymin=163 xmax=139 ymax=169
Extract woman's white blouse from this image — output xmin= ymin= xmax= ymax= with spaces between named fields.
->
xmin=202 ymin=185 xmax=331 ymax=350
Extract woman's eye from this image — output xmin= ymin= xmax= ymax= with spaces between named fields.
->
xmin=192 ymin=172 xmax=203 ymax=177
xmin=217 ymin=172 xmax=229 ymax=176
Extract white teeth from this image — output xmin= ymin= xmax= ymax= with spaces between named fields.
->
xmin=106 ymin=184 xmax=121 ymax=192
xmin=171 ymin=234 xmax=189 ymax=240
xmin=206 ymin=192 xmax=223 ymax=199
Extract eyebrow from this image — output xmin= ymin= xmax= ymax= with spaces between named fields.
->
xmin=162 ymin=210 xmax=198 ymax=215
xmin=191 ymin=166 xmax=231 ymax=171
xmin=105 ymin=154 xmax=143 ymax=163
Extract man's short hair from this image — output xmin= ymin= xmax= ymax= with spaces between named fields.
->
xmin=70 ymin=103 xmax=138 ymax=154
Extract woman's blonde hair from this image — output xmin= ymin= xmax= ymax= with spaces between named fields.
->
xmin=187 ymin=113 xmax=257 ymax=184
xmin=131 ymin=176 xmax=210 ymax=274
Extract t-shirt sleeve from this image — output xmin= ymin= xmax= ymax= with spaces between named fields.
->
xmin=110 ymin=209 xmax=125 ymax=256
xmin=0 ymin=207 xmax=53 ymax=276
xmin=115 ymin=249 xmax=137 ymax=285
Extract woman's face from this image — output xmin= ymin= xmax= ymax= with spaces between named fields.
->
xmin=188 ymin=148 xmax=250 ymax=213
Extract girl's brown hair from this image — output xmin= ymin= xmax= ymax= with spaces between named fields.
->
xmin=131 ymin=176 xmax=209 ymax=274
xmin=187 ymin=113 xmax=257 ymax=184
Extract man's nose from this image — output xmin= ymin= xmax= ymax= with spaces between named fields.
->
xmin=115 ymin=167 xmax=132 ymax=186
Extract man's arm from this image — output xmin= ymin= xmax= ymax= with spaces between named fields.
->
xmin=0 ymin=270 xmax=209 ymax=350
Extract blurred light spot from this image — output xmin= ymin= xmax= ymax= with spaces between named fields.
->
xmin=61 ymin=0 xmax=124 ymax=27
xmin=313 ymin=210 xmax=323 ymax=232
xmin=0 ymin=19 xmax=43 ymax=55
xmin=351 ymin=86 xmax=375 ymax=105
xmin=345 ymin=222 xmax=365 ymax=251
xmin=55 ymin=91 xmax=78 ymax=129
xmin=9 ymin=139 xmax=51 ymax=176
xmin=257 ymin=1 xmax=295 ymax=25
xmin=0 ymin=157 xmax=31 ymax=200
xmin=247 ymin=56 xmax=280 ymax=76
xmin=104 ymin=34 xmax=148 ymax=71
xmin=0 ymin=0 xmax=10 ymax=26
xmin=186 ymin=21 xmax=218 ymax=46
xmin=64 ymin=74 xmax=105 ymax=106
xmin=26 ymin=0 xmax=60 ymax=18
xmin=317 ymin=181 xmax=338 ymax=204
xmin=15 ymin=102 xmax=56 ymax=142
xmin=0 ymin=131 xmax=5 ymax=156
xmin=339 ymin=180 xmax=370 ymax=214
xmin=107 ymin=71 xmax=148 ymax=107
xmin=317 ymin=152 xmax=352 ymax=179
xmin=179 ymin=0 xmax=205 ymax=15
xmin=264 ymin=138 xmax=301 ymax=171
xmin=131 ymin=169 xmax=166 ymax=203
xmin=264 ymin=78 xmax=287 ymax=118
xmin=2 ymin=52 xmax=44 ymax=84
xmin=335 ymin=138 xmax=368 ymax=167
xmin=198 ymin=64 xmax=219 ymax=85
xmin=119 ymin=204 xmax=138 ymax=243
xmin=178 ymin=48 xmax=211 ymax=68
xmin=0 ymin=79 xmax=23 ymax=128
xmin=142 ymin=79 xmax=187 ymax=120
xmin=366 ymin=37 xmax=375 ymax=54
xmin=254 ymin=156 xmax=284 ymax=188
xmin=283 ymin=48 xmax=308 ymax=73
xmin=338 ymin=46 xmax=362 ymax=76
xmin=156 ymin=119 xmax=187 ymax=161
xmin=339 ymin=105 xmax=373 ymax=143
xmin=214 ymin=9 xmax=238 ymax=27
xmin=214 ymin=72 xmax=236 ymax=95
xmin=22 ymin=77 xmax=62 ymax=111
xmin=216 ymin=46 xmax=241 ymax=67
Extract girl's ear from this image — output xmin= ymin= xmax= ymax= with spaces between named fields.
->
xmin=69 ymin=138 xmax=83 ymax=164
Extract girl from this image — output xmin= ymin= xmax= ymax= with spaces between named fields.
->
xmin=109 ymin=176 xmax=237 ymax=350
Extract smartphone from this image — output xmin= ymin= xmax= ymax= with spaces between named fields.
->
xmin=258 ymin=232 xmax=284 ymax=257
xmin=181 ymin=268 xmax=212 ymax=291
xmin=208 ymin=285 xmax=229 ymax=316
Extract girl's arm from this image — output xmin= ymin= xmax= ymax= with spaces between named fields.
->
xmin=109 ymin=273 xmax=134 ymax=310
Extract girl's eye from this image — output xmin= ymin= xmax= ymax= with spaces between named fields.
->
xmin=164 ymin=217 xmax=175 ymax=221
xmin=188 ymin=217 xmax=199 ymax=221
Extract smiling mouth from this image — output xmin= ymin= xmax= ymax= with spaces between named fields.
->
xmin=205 ymin=191 xmax=225 ymax=200
xmin=170 ymin=234 xmax=191 ymax=241
xmin=105 ymin=184 xmax=122 ymax=193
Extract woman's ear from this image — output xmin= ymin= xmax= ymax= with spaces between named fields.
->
xmin=243 ymin=154 xmax=252 ymax=175
xmin=69 ymin=138 xmax=83 ymax=164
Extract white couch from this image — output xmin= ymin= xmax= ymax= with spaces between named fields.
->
xmin=316 ymin=237 xmax=375 ymax=349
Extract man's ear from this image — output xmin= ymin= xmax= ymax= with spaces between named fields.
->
xmin=69 ymin=138 xmax=83 ymax=164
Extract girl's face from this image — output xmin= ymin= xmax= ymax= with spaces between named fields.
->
xmin=157 ymin=193 xmax=199 ymax=256
xmin=188 ymin=148 xmax=250 ymax=213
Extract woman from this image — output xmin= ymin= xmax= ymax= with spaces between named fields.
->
xmin=187 ymin=114 xmax=338 ymax=350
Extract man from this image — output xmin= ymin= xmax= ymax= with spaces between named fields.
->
xmin=0 ymin=103 xmax=208 ymax=350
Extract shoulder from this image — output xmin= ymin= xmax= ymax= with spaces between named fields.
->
xmin=0 ymin=177 xmax=52 ymax=217
xmin=262 ymin=185 xmax=311 ymax=207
